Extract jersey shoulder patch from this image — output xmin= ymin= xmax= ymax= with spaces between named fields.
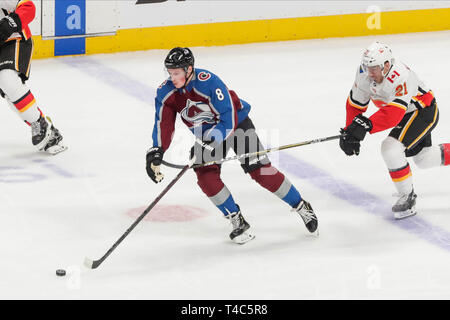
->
xmin=198 ymin=71 xmax=212 ymax=81
xmin=193 ymin=69 xmax=223 ymax=97
xmin=385 ymin=65 xmax=408 ymax=86
xmin=383 ymin=66 xmax=410 ymax=99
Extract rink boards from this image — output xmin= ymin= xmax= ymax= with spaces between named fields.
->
xmin=29 ymin=1 xmax=450 ymax=58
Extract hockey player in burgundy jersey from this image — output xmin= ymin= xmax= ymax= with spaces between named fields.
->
xmin=146 ymin=47 xmax=318 ymax=244
xmin=340 ymin=42 xmax=450 ymax=219
xmin=0 ymin=0 xmax=66 ymax=154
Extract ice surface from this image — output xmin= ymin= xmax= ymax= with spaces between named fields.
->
xmin=1 ymin=31 xmax=450 ymax=299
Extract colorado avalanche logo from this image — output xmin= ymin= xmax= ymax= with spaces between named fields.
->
xmin=181 ymin=99 xmax=216 ymax=126
xmin=198 ymin=72 xmax=211 ymax=81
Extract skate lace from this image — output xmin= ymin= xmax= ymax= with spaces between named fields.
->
xmin=31 ymin=121 xmax=41 ymax=137
xmin=395 ymin=192 xmax=414 ymax=206
xmin=297 ymin=203 xmax=316 ymax=222
xmin=396 ymin=194 xmax=409 ymax=205
xmin=229 ymin=213 xmax=242 ymax=229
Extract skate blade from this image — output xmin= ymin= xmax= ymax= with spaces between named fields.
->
xmin=310 ymin=228 xmax=319 ymax=237
xmin=232 ymin=231 xmax=255 ymax=245
xmin=394 ymin=207 xmax=417 ymax=220
xmin=45 ymin=144 xmax=68 ymax=155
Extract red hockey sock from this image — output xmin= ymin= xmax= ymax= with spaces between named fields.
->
xmin=13 ymin=90 xmax=35 ymax=113
xmin=441 ymin=144 xmax=450 ymax=166
xmin=389 ymin=163 xmax=412 ymax=182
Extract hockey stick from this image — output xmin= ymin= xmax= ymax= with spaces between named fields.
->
xmin=162 ymin=134 xmax=343 ymax=170
xmin=84 ymin=164 xmax=190 ymax=269
xmin=84 ymin=133 xmax=341 ymax=269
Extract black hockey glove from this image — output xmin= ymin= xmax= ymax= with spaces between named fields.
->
xmin=339 ymin=115 xmax=373 ymax=156
xmin=190 ymin=140 xmax=218 ymax=166
xmin=346 ymin=114 xmax=373 ymax=141
xmin=339 ymin=129 xmax=361 ymax=156
xmin=146 ymin=147 xmax=164 ymax=183
xmin=0 ymin=13 xmax=22 ymax=43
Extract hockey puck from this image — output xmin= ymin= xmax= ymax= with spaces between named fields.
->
xmin=56 ymin=269 xmax=66 ymax=277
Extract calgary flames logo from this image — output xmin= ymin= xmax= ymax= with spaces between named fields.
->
xmin=181 ymin=99 xmax=216 ymax=126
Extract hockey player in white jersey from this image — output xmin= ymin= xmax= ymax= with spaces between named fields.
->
xmin=0 ymin=0 xmax=66 ymax=154
xmin=339 ymin=41 xmax=449 ymax=219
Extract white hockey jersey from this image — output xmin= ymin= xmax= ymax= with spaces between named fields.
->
xmin=346 ymin=61 xmax=435 ymax=133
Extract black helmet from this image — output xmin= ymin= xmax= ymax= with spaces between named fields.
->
xmin=164 ymin=47 xmax=194 ymax=72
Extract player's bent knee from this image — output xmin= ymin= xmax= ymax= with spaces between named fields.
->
xmin=249 ymin=164 xmax=285 ymax=192
xmin=413 ymin=156 xmax=431 ymax=169
xmin=381 ymin=137 xmax=405 ymax=161
xmin=413 ymin=147 xmax=438 ymax=169
xmin=195 ymin=165 xmax=224 ymax=196
xmin=0 ymin=69 xmax=26 ymax=98
xmin=248 ymin=163 xmax=275 ymax=178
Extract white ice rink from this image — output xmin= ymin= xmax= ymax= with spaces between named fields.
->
xmin=1 ymin=31 xmax=450 ymax=299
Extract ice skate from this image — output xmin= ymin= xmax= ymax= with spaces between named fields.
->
xmin=226 ymin=206 xmax=255 ymax=244
xmin=292 ymin=199 xmax=318 ymax=233
xmin=392 ymin=189 xmax=417 ymax=220
xmin=31 ymin=116 xmax=67 ymax=155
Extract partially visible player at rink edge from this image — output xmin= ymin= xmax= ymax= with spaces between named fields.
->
xmin=146 ymin=47 xmax=318 ymax=244
xmin=339 ymin=41 xmax=450 ymax=220
xmin=0 ymin=0 xmax=66 ymax=154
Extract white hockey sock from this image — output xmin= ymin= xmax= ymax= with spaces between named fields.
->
xmin=0 ymin=69 xmax=41 ymax=124
xmin=381 ymin=136 xmax=414 ymax=195
xmin=413 ymin=146 xmax=442 ymax=169
xmin=389 ymin=163 xmax=414 ymax=195
xmin=7 ymin=95 xmax=41 ymax=124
